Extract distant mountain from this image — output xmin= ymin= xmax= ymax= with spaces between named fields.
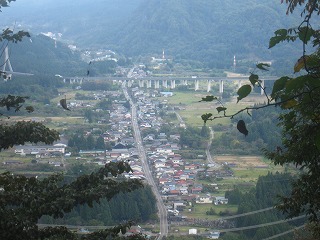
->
xmin=113 ymin=0 xmax=301 ymax=69
xmin=1 ymin=0 xmax=303 ymax=71
xmin=1 ymin=0 xmax=143 ymax=46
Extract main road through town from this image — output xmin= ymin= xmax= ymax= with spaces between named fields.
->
xmin=122 ymin=82 xmax=168 ymax=239
xmin=206 ymin=127 xmax=214 ymax=165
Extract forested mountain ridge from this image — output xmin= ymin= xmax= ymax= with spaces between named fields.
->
xmin=1 ymin=0 xmax=302 ymax=72
xmin=115 ymin=0 xmax=297 ymax=63
xmin=7 ymin=34 xmax=86 ymax=76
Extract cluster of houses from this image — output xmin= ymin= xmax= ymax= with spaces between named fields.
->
xmin=11 ymin=86 xmax=228 ymax=238
xmin=131 ymin=89 xmax=228 ymax=219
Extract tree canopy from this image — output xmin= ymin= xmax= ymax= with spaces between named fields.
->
xmin=202 ymin=0 xmax=320 ymax=237
xmin=0 ymin=162 xmax=145 ymax=240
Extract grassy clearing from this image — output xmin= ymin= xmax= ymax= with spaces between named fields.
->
xmin=0 ymin=151 xmax=32 ymax=163
xmin=165 ymin=92 xmax=207 ymax=105
xmin=184 ymin=203 xmax=238 ymax=220
xmin=163 ymin=90 xmax=269 ymax=126
xmin=234 ymin=167 xmax=279 ymax=180
xmin=165 ymin=91 xmax=260 ymax=127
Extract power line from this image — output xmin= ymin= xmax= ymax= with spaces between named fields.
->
xmin=262 ymin=224 xmax=305 ymax=240
xmin=219 ymin=215 xmax=305 ymax=233
xmin=216 ymin=206 xmax=275 ymax=221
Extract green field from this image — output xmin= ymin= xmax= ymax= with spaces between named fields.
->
xmin=184 ymin=203 xmax=238 ymax=220
xmin=164 ymin=91 xmax=265 ymax=127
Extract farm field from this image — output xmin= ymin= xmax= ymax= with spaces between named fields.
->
xmin=215 ymin=155 xmax=268 ymax=168
xmin=183 ymin=203 xmax=238 ymax=220
xmin=164 ymin=91 xmax=267 ymax=127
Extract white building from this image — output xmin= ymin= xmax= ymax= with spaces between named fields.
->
xmin=15 ymin=145 xmax=66 ymax=156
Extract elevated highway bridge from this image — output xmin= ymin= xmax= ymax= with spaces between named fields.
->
xmin=63 ymin=76 xmax=278 ymax=94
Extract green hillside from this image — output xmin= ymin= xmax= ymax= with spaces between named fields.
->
xmin=8 ymin=34 xmax=86 ymax=76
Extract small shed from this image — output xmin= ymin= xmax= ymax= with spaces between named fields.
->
xmin=189 ymin=228 xmax=197 ymax=235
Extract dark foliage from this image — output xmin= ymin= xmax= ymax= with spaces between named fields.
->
xmin=0 ymin=162 xmax=145 ymax=240
xmin=224 ymin=172 xmax=300 ymax=240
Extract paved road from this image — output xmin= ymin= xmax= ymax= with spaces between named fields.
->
xmin=122 ymin=83 xmax=168 ymax=239
xmin=206 ymin=127 xmax=215 ymax=165
xmin=175 ymin=111 xmax=185 ymax=127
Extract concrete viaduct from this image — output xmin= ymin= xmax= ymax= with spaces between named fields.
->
xmin=63 ymin=76 xmax=278 ymax=95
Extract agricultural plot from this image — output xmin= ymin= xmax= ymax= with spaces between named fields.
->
xmin=214 ymin=155 xmax=268 ymax=169
xmin=164 ymin=91 xmax=267 ymax=127
xmin=211 ymin=155 xmax=286 ymax=182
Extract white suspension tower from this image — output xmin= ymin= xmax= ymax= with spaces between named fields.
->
xmin=1 ymin=46 xmax=14 ymax=80
xmin=0 ymin=45 xmax=34 ymax=80
xmin=233 ymin=55 xmax=236 ymax=72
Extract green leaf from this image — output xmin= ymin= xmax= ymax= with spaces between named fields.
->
xmin=281 ymin=99 xmax=298 ymax=109
xmin=201 ymin=113 xmax=212 ymax=123
xmin=216 ymin=107 xmax=227 ymax=113
xmin=298 ymin=26 xmax=315 ymax=44
xmin=305 ymin=54 xmax=320 ymax=72
xmin=274 ymin=28 xmax=288 ymax=36
xmin=249 ymin=74 xmax=259 ymax=86
xmin=269 ymin=36 xmax=283 ymax=49
xmin=269 ymin=29 xmax=288 ymax=48
xmin=199 ymin=95 xmax=217 ymax=102
xmin=237 ymin=85 xmax=252 ymax=103
xmin=271 ymin=76 xmax=290 ymax=99
xmin=305 ymin=74 xmax=320 ymax=88
xmin=285 ymin=76 xmax=309 ymax=93
xmin=256 ymin=63 xmax=270 ymax=71
xmin=315 ymin=132 xmax=320 ymax=151
xmin=237 ymin=120 xmax=248 ymax=136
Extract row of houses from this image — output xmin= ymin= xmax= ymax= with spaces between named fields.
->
xmin=131 ymin=90 xmax=228 ymax=216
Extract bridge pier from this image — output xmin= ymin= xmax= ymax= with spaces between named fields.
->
xmin=195 ymin=80 xmax=199 ymax=91
xmin=170 ymin=80 xmax=176 ymax=89
xmin=139 ymin=79 xmax=144 ymax=88
xmin=183 ymin=79 xmax=188 ymax=85
xmin=162 ymin=80 xmax=168 ymax=88
xmin=74 ymin=78 xmax=82 ymax=84
xmin=154 ymin=80 xmax=160 ymax=89
xmin=147 ymin=79 xmax=152 ymax=88
xmin=207 ymin=80 xmax=211 ymax=92
xmin=127 ymin=80 xmax=133 ymax=88
xmin=219 ymin=80 xmax=224 ymax=93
